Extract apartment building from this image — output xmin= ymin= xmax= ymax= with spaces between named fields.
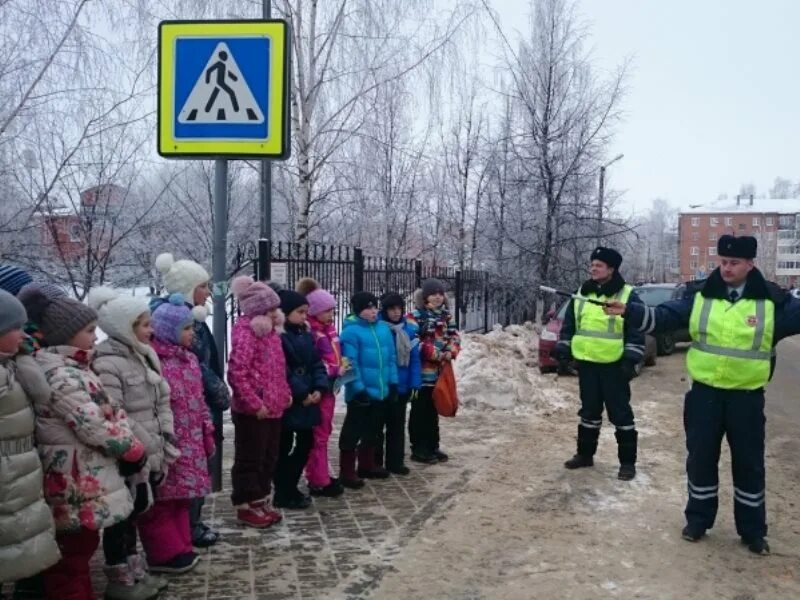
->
xmin=678 ymin=196 xmax=800 ymax=287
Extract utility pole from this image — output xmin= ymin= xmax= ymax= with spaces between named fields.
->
xmin=596 ymin=153 xmax=624 ymax=246
xmin=259 ymin=0 xmax=272 ymax=281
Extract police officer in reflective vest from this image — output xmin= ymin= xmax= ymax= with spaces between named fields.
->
xmin=605 ymin=234 xmax=800 ymax=555
xmin=552 ymin=247 xmax=647 ymax=481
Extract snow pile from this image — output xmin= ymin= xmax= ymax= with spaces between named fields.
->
xmin=455 ymin=323 xmax=568 ymax=412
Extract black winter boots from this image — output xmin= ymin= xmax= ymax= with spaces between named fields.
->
xmin=564 ymin=424 xmax=599 ymax=469
xmin=615 ymin=429 xmax=638 ymax=480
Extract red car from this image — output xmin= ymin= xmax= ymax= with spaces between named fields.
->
xmin=538 ymin=300 xmax=657 ymax=375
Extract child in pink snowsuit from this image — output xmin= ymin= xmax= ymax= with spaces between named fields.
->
xmin=228 ymin=276 xmax=292 ymax=528
xmin=138 ymin=294 xmax=213 ymax=575
xmin=297 ymin=278 xmax=345 ymax=497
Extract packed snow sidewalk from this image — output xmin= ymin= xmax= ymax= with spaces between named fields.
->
xmin=81 ymin=323 xmax=573 ymax=599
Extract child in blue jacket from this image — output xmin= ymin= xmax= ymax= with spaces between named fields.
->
xmin=338 ymin=292 xmax=398 ymax=488
xmin=375 ymin=293 xmax=421 ymax=475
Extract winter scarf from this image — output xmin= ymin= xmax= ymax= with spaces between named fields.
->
xmin=387 ymin=321 xmax=412 ymax=367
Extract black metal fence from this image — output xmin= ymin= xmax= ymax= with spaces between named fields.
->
xmin=225 ymin=239 xmax=522 ymax=358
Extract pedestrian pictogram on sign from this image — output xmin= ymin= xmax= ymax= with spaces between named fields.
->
xmin=178 ymin=43 xmax=265 ymax=125
xmin=158 ymin=20 xmax=291 ymax=159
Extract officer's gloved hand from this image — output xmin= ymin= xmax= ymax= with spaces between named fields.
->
xmin=620 ymin=360 xmax=638 ymax=382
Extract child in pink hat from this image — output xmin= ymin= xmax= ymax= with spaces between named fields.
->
xmin=296 ymin=278 xmax=345 ymax=497
xmin=227 ymin=276 xmax=292 ymax=527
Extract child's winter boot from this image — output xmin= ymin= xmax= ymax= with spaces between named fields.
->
xmin=309 ymin=478 xmax=345 ymax=497
xmin=237 ymin=502 xmax=275 ymax=528
xmin=128 ymin=553 xmax=168 ymax=594
xmin=104 ymin=563 xmax=160 ymax=600
xmin=357 ymin=446 xmax=390 ymax=479
xmin=339 ymin=449 xmax=365 ymax=489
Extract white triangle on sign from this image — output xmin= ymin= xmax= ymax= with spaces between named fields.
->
xmin=178 ymin=42 xmax=265 ymax=125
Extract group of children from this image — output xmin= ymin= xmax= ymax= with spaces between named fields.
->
xmin=0 ymin=259 xmax=460 ymax=600
xmin=226 ymin=276 xmax=461 ymax=524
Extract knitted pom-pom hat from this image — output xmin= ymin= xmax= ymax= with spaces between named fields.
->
xmin=296 ymin=277 xmax=336 ymax=317
xmin=151 ymin=293 xmax=194 ymax=345
xmin=155 ymin=253 xmax=210 ymax=300
xmin=231 ymin=275 xmax=281 ymax=317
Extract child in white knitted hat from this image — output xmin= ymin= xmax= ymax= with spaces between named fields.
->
xmin=89 ymin=287 xmax=177 ymax=598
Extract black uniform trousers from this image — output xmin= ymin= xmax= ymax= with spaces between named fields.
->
xmin=683 ymin=382 xmax=766 ymax=540
xmin=575 ymin=361 xmax=636 ymax=463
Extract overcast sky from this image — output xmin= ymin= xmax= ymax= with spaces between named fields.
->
xmin=493 ymin=0 xmax=800 ymax=212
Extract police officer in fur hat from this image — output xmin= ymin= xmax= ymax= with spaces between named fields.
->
xmin=605 ymin=235 xmax=800 ymax=555
xmin=552 ymin=246 xmax=646 ymax=481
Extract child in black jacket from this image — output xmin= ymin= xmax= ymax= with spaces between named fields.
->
xmin=274 ymin=290 xmax=328 ymax=509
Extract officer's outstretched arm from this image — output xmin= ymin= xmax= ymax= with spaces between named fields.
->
xmin=776 ymin=294 xmax=800 ymax=340
xmin=606 ymin=295 xmax=694 ymax=335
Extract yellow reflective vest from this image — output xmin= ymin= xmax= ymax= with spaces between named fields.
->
xmin=571 ymin=284 xmax=633 ymax=363
xmin=686 ymin=294 xmax=775 ymax=390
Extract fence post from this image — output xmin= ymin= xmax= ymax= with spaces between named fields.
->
xmin=483 ymin=271 xmax=490 ymax=333
xmin=258 ymin=238 xmax=271 ymax=281
xmin=414 ymin=260 xmax=422 ymax=290
xmin=454 ymin=270 xmax=463 ymax=329
xmin=354 ymin=247 xmax=364 ymax=292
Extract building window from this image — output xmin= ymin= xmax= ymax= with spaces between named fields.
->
xmin=691 ymin=217 xmax=699 ymax=227
xmin=753 ymin=217 xmax=760 ymax=226
xmin=710 ymin=217 xmax=719 ymax=227
xmin=766 ymin=217 xmax=774 ymax=227
xmin=707 ymin=261 xmax=716 ymax=270
xmin=725 ymin=217 xmax=733 ymax=227
xmin=739 ymin=223 xmax=746 ymax=231
xmin=709 ymin=231 xmax=717 ymax=241
xmin=68 ymin=223 xmax=82 ymax=242
xmin=708 ymin=247 xmax=717 ymax=256
xmin=779 ymin=215 xmax=794 ymax=228
xmin=691 ymin=232 xmax=699 ymax=241
xmin=690 ymin=261 xmax=698 ymax=270
xmin=690 ymin=246 xmax=699 ymax=256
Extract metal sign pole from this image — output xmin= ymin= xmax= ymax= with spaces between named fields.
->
xmin=209 ymin=158 xmax=228 ymax=492
xmin=260 ymin=0 xmax=273 ymax=280
xmin=212 ymin=159 xmax=228 ymax=361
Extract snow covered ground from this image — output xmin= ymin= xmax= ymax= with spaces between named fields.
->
xmin=456 ymin=323 xmax=570 ymax=414
xmin=372 ymin=346 xmax=800 ymax=599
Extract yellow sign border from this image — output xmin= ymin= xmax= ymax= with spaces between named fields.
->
xmin=158 ymin=20 xmax=289 ymax=158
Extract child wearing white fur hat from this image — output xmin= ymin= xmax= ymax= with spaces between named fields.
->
xmin=152 ymin=253 xmax=229 ymax=547
xmin=89 ymin=287 xmax=177 ymax=598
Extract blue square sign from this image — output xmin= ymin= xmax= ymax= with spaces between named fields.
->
xmin=173 ymin=36 xmax=270 ymax=141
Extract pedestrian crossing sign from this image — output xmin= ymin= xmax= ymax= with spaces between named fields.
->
xmin=158 ymin=20 xmax=291 ymax=159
